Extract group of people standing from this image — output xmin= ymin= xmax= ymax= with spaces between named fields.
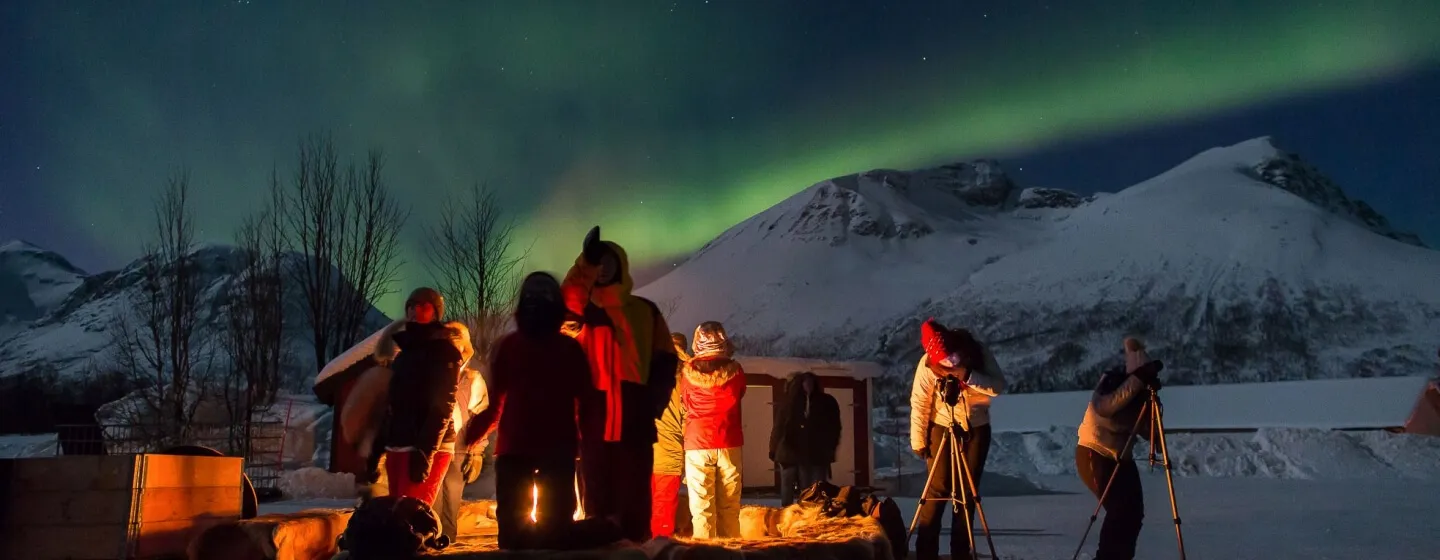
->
xmin=340 ymin=224 xmax=1163 ymax=560
xmin=455 ymin=226 xmax=830 ymax=548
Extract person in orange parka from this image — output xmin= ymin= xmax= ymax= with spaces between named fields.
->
xmin=679 ymin=321 xmax=746 ymax=540
xmin=561 ymin=226 xmax=679 ymax=543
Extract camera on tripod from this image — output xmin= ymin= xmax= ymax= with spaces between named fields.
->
xmin=939 ymin=374 xmax=964 ymax=407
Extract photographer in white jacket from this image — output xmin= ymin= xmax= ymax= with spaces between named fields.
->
xmin=909 ymin=319 xmax=1006 ymax=560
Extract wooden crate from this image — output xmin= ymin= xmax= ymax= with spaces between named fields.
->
xmin=0 ymin=454 xmax=244 ymax=559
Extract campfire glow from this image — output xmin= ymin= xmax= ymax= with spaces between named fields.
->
xmin=529 ymin=481 xmax=539 ymax=523
xmin=528 ymin=472 xmax=587 ymax=523
xmin=573 ymin=475 xmax=584 ymax=521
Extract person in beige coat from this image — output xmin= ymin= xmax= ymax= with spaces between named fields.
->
xmin=1074 ymin=337 xmax=1162 ymax=560
xmin=908 ymin=319 xmax=1006 ymax=560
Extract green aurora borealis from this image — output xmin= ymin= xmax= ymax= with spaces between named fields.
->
xmin=9 ymin=1 xmax=1440 ymax=311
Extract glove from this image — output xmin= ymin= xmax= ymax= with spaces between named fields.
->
xmin=461 ymin=417 xmax=486 ymax=447
xmin=582 ymin=226 xmax=604 ymax=264
xmin=460 ymin=453 xmax=484 ymax=484
xmin=409 ymin=451 xmax=432 ymax=483
xmin=1131 ymin=360 xmax=1164 ymax=386
xmin=913 ymin=447 xmax=930 ymax=461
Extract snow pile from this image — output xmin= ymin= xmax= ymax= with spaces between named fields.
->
xmin=279 ymin=466 xmax=356 ymax=500
xmin=985 ymin=427 xmax=1440 ymax=481
xmin=0 ymin=433 xmax=58 ymax=458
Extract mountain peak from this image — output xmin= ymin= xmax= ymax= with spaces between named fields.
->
xmin=1 ymin=239 xmax=49 ymax=254
xmin=1249 ymin=142 xmax=1425 ymax=248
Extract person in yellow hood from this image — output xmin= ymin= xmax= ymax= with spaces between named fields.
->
xmin=561 ymin=226 xmax=679 ymax=543
xmin=650 ymin=333 xmax=690 ymax=538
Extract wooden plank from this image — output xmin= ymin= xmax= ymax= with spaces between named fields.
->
xmin=0 ymin=524 xmax=130 ymax=559
xmin=4 ymin=486 xmax=242 ymax=526
xmin=0 ymin=517 xmax=240 ymax=559
xmin=139 ymin=455 xmax=243 ymax=489
xmin=138 ymin=517 xmax=238 ymax=559
xmin=1 ymin=456 xmax=139 ymax=492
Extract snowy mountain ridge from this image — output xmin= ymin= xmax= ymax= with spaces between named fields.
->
xmin=0 ymin=240 xmax=88 ymax=341
xmin=0 ymin=243 xmax=391 ymax=387
xmin=638 ymin=137 xmax=1438 ymax=401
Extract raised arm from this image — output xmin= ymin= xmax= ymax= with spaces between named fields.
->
xmin=463 ymin=340 xmax=509 ymax=446
xmin=1091 ymin=369 xmax=1146 ymax=418
xmin=963 ymin=344 xmax=1008 ymax=397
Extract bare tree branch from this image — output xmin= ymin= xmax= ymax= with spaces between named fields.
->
xmin=108 ymin=170 xmax=212 ymax=446
xmin=423 ymin=182 xmax=527 ymax=358
xmin=280 ymin=134 xmax=408 ymax=370
xmin=220 ymin=168 xmax=293 ymax=452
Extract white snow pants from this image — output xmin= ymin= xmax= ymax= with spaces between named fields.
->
xmin=684 ymin=446 xmax=743 ymax=539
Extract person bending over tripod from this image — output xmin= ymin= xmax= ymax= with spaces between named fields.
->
xmin=909 ymin=318 xmax=1006 ymax=560
xmin=1074 ymin=337 xmax=1164 ymax=560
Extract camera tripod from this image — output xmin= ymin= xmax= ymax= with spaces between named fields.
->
xmin=1072 ymin=387 xmax=1187 ymax=560
xmin=907 ymin=405 xmax=998 ymax=560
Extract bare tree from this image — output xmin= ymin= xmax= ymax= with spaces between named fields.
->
xmin=658 ymin=295 xmax=684 ymax=321
xmin=423 ymin=182 xmax=526 ymax=358
xmin=281 ymin=134 xmax=408 ymax=370
xmin=220 ymin=171 xmax=291 ymax=453
xmin=109 ymin=170 xmax=214 ymax=446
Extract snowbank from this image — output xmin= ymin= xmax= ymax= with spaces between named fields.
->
xmin=0 ymin=433 xmax=58 ymax=458
xmin=985 ymin=426 xmax=1440 ymax=481
xmin=279 ymin=466 xmax=356 ymax=500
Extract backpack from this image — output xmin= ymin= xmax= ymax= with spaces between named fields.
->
xmin=797 ymin=482 xmax=906 ymax=559
xmin=338 ymin=496 xmax=447 ymax=559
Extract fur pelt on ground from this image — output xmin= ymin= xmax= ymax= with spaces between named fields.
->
xmin=188 ymin=509 xmax=353 ymax=560
xmin=653 ymin=503 xmax=892 ymax=560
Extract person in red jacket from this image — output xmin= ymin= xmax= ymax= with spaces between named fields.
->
xmin=463 ymin=272 xmax=594 ymax=550
xmin=679 ymin=321 xmax=746 ymax=540
xmin=561 ymin=226 xmax=678 ymax=543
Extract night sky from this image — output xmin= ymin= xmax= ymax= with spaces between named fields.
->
xmin=3 ymin=1 xmax=1438 ymax=311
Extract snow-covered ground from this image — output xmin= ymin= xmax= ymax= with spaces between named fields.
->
xmin=0 ymin=433 xmax=57 ymax=458
xmin=891 ymin=474 xmax=1440 ymax=560
xmin=258 ymin=475 xmax=1440 ymax=559
xmin=872 ymin=427 xmax=1440 ymax=488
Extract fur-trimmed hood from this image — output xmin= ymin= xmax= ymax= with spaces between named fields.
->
xmin=374 ymin=319 xmax=475 ymax=369
xmin=683 ymin=357 xmax=741 ymax=389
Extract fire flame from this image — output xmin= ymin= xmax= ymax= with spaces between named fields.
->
xmin=530 ymin=472 xmax=587 ymax=524
xmin=529 ymin=481 xmax=539 ymax=523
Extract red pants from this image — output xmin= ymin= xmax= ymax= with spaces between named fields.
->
xmin=385 ymin=450 xmax=454 ymax=505
xmin=650 ymin=473 xmax=683 ymax=538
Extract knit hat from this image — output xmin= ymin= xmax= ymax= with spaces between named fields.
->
xmin=921 ymin=319 xmax=949 ymax=365
xmin=405 ymin=287 xmax=445 ymax=320
xmin=921 ymin=318 xmax=982 ymax=370
xmin=1124 ymin=337 xmax=1149 ymax=374
xmin=691 ymin=321 xmax=733 ymax=360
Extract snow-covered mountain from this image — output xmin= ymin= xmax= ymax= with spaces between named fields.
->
xmin=0 ymin=240 xmax=87 ymax=341
xmin=0 ymin=243 xmax=392 ymax=386
xmin=638 ymin=137 xmax=1440 ymax=400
